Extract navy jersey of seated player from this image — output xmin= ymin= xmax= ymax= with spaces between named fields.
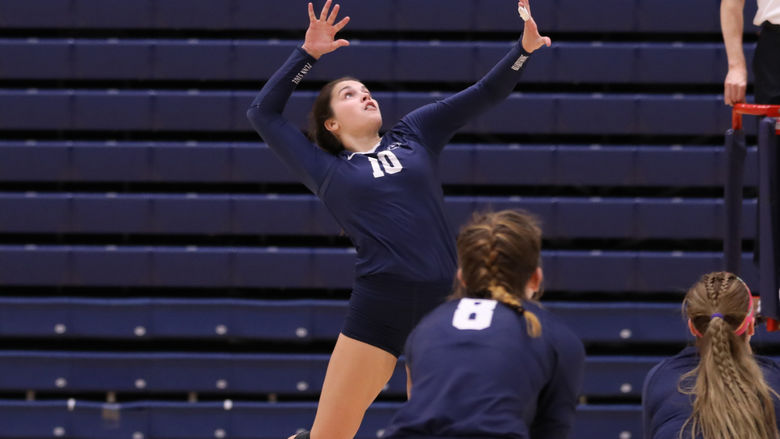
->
xmin=385 ymin=298 xmax=586 ymax=439
xmin=642 ymin=346 xmax=780 ymax=439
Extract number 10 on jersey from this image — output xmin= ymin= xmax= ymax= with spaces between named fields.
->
xmin=367 ymin=150 xmax=403 ymax=178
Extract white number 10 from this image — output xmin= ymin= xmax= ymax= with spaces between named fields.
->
xmin=451 ymin=298 xmax=497 ymax=330
xmin=367 ymin=150 xmax=403 ymax=178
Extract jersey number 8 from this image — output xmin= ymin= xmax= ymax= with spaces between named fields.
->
xmin=451 ymin=298 xmax=497 ymax=330
xmin=367 ymin=150 xmax=403 ymax=178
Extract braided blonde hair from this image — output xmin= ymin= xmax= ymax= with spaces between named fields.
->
xmin=680 ymin=271 xmax=778 ymax=439
xmin=451 ymin=210 xmax=542 ymax=337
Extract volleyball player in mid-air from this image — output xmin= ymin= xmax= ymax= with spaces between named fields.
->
xmin=246 ymin=2 xmax=551 ymax=438
xmin=383 ymin=210 xmax=585 ymax=439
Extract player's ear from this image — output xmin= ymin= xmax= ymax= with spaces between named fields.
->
xmin=688 ymin=319 xmax=698 ymax=337
xmin=325 ymin=118 xmax=339 ymax=133
xmin=528 ymin=267 xmax=542 ymax=292
xmin=456 ymin=268 xmax=466 ymax=287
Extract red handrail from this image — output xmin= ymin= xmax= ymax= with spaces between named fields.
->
xmin=731 ymin=103 xmax=780 ymax=131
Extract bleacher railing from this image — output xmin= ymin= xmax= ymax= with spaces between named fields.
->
xmin=724 ymin=103 xmax=780 ymax=329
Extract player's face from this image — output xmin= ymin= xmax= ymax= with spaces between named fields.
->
xmin=327 ymin=80 xmax=383 ymax=134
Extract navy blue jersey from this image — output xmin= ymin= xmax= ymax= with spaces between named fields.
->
xmin=246 ymin=41 xmax=532 ymax=283
xmin=642 ymin=346 xmax=780 ymax=439
xmin=385 ymin=298 xmax=586 ymax=439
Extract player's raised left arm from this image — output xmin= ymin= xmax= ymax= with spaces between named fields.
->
xmin=400 ymin=0 xmax=550 ymax=155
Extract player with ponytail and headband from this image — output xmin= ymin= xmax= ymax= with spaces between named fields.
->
xmin=642 ymin=271 xmax=780 ymax=439
xmin=383 ymin=210 xmax=585 ymax=439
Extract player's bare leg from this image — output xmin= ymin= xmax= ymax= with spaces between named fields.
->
xmin=303 ymin=333 xmax=397 ymax=439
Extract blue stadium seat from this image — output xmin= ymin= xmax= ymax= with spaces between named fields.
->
xmin=151 ymin=142 xmax=234 ymax=182
xmin=0 ymin=192 xmax=759 ymax=240
xmin=73 ymin=90 xmax=152 ymax=131
xmin=0 ymin=0 xmax=758 ymax=33
xmin=69 ymin=141 xmax=155 ymax=181
xmin=70 ymin=246 xmax=152 ymax=286
xmin=73 ymin=39 xmax=152 ymax=80
xmin=572 ymin=405 xmax=641 ymax=439
xmin=154 ymin=91 xmax=233 ymax=131
xmin=0 ymin=90 xmax=70 ymax=130
xmin=231 ymin=194 xmax=341 ymax=236
xmin=69 ymin=194 xmax=151 ymax=234
xmin=153 ymin=40 xmax=232 ymax=81
xmin=0 ymin=400 xmax=71 ymax=439
xmin=0 ymin=39 xmax=71 ymax=79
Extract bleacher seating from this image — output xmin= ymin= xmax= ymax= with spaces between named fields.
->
xmin=4 ymin=297 xmax=780 ymax=347
xmin=0 ymin=246 xmax=761 ymax=291
xmin=0 ymin=0 xmax=770 ymax=437
xmin=0 ymin=399 xmax=642 ymax=439
xmin=0 ymin=299 xmax=689 ymax=343
xmin=0 ymin=141 xmax=760 ymax=186
xmin=0 ymin=39 xmax=756 ymax=84
xmin=0 ymin=350 xmax=674 ymax=398
xmin=0 ymin=192 xmax=759 ymax=239
xmin=0 ymin=89 xmax=744 ymax=135
xmin=0 ymin=0 xmax=759 ymax=33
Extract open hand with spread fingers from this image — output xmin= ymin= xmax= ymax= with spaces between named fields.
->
xmin=518 ymin=0 xmax=552 ymax=53
xmin=301 ymin=0 xmax=350 ymax=60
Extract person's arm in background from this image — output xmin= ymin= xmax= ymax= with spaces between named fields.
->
xmin=721 ymin=0 xmax=748 ymax=105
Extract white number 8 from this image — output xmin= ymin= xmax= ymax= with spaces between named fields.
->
xmin=451 ymin=298 xmax=497 ymax=330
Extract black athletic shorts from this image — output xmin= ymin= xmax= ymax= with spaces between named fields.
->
xmin=342 ymin=274 xmax=452 ymax=357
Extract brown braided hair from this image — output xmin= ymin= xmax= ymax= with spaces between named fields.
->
xmin=451 ymin=210 xmax=542 ymax=337
xmin=679 ymin=271 xmax=778 ymax=439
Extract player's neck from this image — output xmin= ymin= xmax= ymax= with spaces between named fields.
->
xmin=342 ymin=133 xmax=382 ymax=153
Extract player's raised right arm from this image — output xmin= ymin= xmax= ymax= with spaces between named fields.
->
xmin=246 ymin=2 xmax=348 ymax=194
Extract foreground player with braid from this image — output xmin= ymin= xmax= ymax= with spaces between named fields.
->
xmin=384 ymin=210 xmax=585 ymax=439
xmin=643 ymin=272 xmax=780 ymax=439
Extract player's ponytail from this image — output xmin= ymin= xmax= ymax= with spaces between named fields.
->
xmin=487 ymin=283 xmax=541 ymax=337
xmin=679 ymin=272 xmax=778 ymax=439
xmin=452 ymin=210 xmax=542 ymax=337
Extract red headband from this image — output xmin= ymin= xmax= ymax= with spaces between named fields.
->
xmin=689 ymin=277 xmax=755 ymax=338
